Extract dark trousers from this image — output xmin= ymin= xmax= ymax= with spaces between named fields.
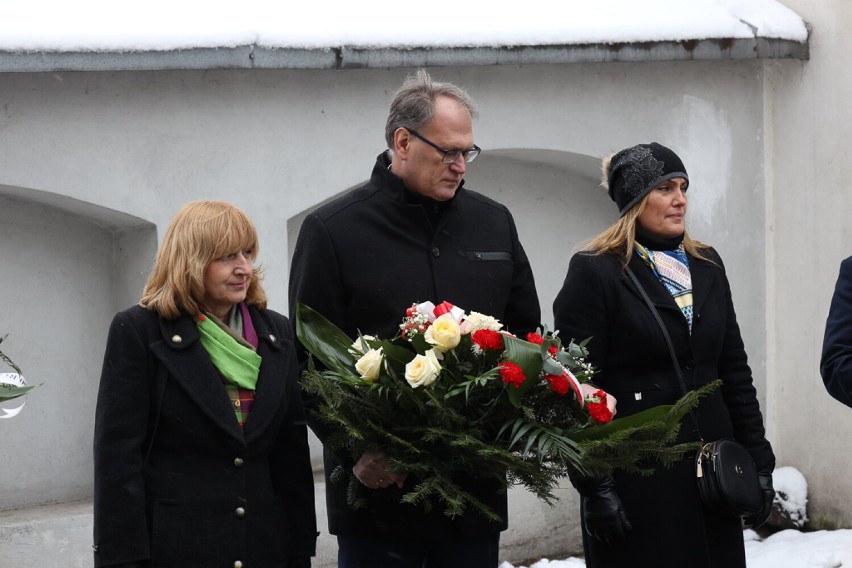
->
xmin=337 ymin=533 xmax=500 ymax=568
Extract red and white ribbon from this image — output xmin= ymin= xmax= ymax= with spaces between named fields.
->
xmin=563 ymin=368 xmax=585 ymax=407
xmin=415 ymin=301 xmax=466 ymax=322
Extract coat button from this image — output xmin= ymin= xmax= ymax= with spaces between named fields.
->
xmin=684 ymin=359 xmax=696 ymax=371
xmin=269 ymin=334 xmax=277 ymax=343
xmin=431 ymin=246 xmax=440 ymax=258
xmin=235 ymin=507 xmax=246 ymax=518
xmin=234 ymin=562 xmax=244 ymax=568
xmin=172 ymin=335 xmax=182 ymax=344
xmin=234 ymin=457 xmax=244 ymax=467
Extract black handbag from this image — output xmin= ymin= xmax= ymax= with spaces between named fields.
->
xmin=625 ymin=266 xmax=763 ymax=518
xmin=696 ymin=439 xmax=762 ymax=516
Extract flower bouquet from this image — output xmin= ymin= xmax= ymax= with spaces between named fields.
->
xmin=0 ymin=334 xmax=39 ymax=419
xmin=297 ymin=301 xmax=712 ymax=522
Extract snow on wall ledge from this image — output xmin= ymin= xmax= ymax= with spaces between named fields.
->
xmin=0 ymin=0 xmax=809 ymax=71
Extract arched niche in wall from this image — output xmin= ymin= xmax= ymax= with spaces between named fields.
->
xmin=464 ymin=149 xmax=611 ymax=327
xmin=0 ymin=185 xmax=156 ymax=509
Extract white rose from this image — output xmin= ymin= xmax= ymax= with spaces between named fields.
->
xmin=349 ymin=335 xmax=376 ymax=355
xmin=354 ymin=347 xmax=383 ymax=382
xmin=424 ymin=314 xmax=461 ymax=352
xmin=405 ymin=349 xmax=442 ymax=388
xmin=460 ymin=312 xmax=503 ymax=334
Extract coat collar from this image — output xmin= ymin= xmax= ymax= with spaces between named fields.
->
xmin=370 ymin=151 xmax=466 ymax=206
xmin=624 ymin=251 xmax=719 ymax=317
xmin=151 ymin=306 xmax=287 ymax=445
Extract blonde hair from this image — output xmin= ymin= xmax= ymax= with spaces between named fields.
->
xmin=140 ymin=201 xmax=267 ymax=318
xmin=584 ymin=154 xmax=712 ymax=267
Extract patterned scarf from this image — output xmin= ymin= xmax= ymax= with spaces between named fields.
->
xmin=197 ymin=303 xmax=261 ymax=427
xmin=635 ymin=242 xmax=694 ymax=332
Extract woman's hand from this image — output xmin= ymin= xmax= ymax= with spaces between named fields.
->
xmin=579 ymin=476 xmax=632 ymax=545
xmin=580 ymin=383 xmax=618 ymax=417
xmin=745 ymin=474 xmax=776 ymax=528
xmin=352 ymin=450 xmax=407 ymax=489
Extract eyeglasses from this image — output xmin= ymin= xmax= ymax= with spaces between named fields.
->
xmin=408 ymin=129 xmax=481 ymax=164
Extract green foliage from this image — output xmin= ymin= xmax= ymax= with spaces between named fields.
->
xmin=0 ymin=334 xmax=22 ymax=375
xmin=297 ymin=303 xmax=715 ymax=523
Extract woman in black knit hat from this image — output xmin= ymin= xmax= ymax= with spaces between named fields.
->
xmin=553 ymin=143 xmax=775 ymax=567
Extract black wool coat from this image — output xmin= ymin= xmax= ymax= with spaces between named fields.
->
xmin=553 ymin=249 xmax=774 ymax=568
xmin=289 ymin=152 xmax=541 ymax=539
xmin=93 ymin=305 xmax=317 ymax=568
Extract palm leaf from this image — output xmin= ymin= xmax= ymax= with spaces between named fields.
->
xmin=569 ymin=380 xmax=718 ymax=442
xmin=295 ymin=303 xmax=356 ymax=373
xmin=502 ymin=335 xmax=544 ymax=406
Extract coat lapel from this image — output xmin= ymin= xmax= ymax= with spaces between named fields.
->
xmin=624 ymin=249 xmax=721 ymax=325
xmin=624 ymin=254 xmax=682 ymax=314
xmin=688 ymin=255 xmax=718 ymax=317
xmin=242 ymin=306 xmax=288 ymax=444
xmin=151 ymin=314 xmax=246 ymax=444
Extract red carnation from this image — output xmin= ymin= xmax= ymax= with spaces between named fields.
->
xmin=547 ymin=345 xmax=559 ymax=356
xmin=472 ymin=329 xmax=504 ymax=351
xmin=527 ymin=332 xmax=544 ymax=345
xmin=545 ymin=373 xmax=570 ymax=396
xmin=499 ymin=361 xmax=527 ymax=388
xmin=587 ymin=389 xmax=613 ymax=424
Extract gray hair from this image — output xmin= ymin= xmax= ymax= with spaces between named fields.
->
xmin=384 ymin=69 xmax=478 ymax=149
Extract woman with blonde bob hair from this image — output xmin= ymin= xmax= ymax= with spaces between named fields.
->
xmin=140 ymin=200 xmax=267 ymax=318
xmin=553 ymin=143 xmax=775 ymax=568
xmin=94 ymin=201 xmax=317 ymax=568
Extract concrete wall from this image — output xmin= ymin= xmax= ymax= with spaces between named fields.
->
xmin=764 ymin=0 xmax=852 ymax=527
xmin=0 ymin=48 xmax=829 ymax=562
xmin=0 ymin=190 xmax=155 ymax=509
xmin=0 ymin=479 xmax=581 ymax=567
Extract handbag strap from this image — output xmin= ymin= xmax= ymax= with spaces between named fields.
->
xmin=625 ymin=264 xmax=704 ymax=441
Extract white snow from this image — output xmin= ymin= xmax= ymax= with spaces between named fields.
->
xmin=503 ymin=467 xmax=849 ymax=568
xmin=0 ymin=0 xmax=808 ymax=53
xmin=499 ymin=529 xmax=852 ymax=568
xmin=774 ymin=465 xmax=810 ymax=528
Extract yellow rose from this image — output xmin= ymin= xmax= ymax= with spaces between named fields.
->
xmin=354 ymin=347 xmax=383 ymax=382
xmin=424 ymin=314 xmax=461 ymax=352
xmin=405 ymin=349 xmax=442 ymax=388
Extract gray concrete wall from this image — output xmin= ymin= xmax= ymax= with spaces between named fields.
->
xmin=764 ymin=0 xmax=852 ymax=527
xmin=1 ymin=50 xmax=832 ymax=564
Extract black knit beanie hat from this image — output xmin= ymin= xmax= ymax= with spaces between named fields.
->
xmin=606 ymin=142 xmax=688 ymax=217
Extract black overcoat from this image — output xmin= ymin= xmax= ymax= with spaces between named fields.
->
xmin=93 ymin=305 xmax=317 ymax=568
xmin=288 ymin=152 xmax=541 ymax=539
xmin=553 ymin=249 xmax=774 ymax=568
xmin=820 ymin=255 xmax=852 ymax=407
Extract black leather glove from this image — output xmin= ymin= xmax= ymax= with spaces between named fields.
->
xmin=745 ymin=474 xmax=775 ymax=529
xmin=577 ymin=476 xmax=632 ymax=545
xmin=287 ymin=556 xmax=312 ymax=568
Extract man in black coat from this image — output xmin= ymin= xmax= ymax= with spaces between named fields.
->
xmin=821 ymin=255 xmax=852 ymax=407
xmin=289 ymin=69 xmax=541 ymax=567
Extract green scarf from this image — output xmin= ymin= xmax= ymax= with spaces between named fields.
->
xmin=197 ymin=312 xmax=261 ymax=391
